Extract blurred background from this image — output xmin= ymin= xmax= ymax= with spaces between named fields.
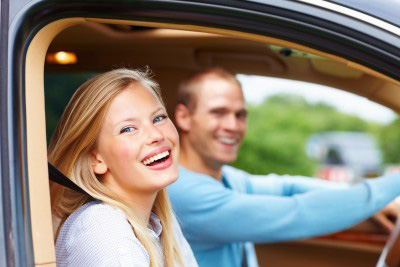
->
xmin=233 ymin=74 xmax=400 ymax=183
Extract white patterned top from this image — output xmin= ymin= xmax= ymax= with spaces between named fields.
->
xmin=55 ymin=201 xmax=198 ymax=267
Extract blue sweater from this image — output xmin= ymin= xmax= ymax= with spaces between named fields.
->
xmin=167 ymin=166 xmax=400 ymax=267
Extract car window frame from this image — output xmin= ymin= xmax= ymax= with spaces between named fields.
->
xmin=0 ymin=0 xmax=7 ymax=265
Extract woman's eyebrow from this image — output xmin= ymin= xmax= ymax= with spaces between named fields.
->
xmin=113 ymin=107 xmax=165 ymax=127
xmin=113 ymin=117 xmax=139 ymax=128
xmin=151 ymin=106 xmax=164 ymax=116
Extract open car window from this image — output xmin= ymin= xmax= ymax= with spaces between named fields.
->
xmin=41 ymin=21 xmax=400 ymax=266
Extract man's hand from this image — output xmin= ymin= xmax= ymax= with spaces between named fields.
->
xmin=372 ymin=200 xmax=400 ymax=233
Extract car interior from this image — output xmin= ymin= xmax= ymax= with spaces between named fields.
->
xmin=25 ymin=18 xmax=400 ymax=266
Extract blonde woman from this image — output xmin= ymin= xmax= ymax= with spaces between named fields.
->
xmin=49 ymin=68 xmax=198 ymax=267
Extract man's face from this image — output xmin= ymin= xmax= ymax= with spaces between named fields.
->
xmin=186 ymin=77 xmax=247 ymax=168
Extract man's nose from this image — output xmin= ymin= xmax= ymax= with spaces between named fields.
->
xmin=222 ymin=114 xmax=240 ymax=131
xmin=145 ymin=124 xmax=165 ymax=145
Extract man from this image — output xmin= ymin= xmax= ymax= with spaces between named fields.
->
xmin=167 ymin=67 xmax=400 ymax=267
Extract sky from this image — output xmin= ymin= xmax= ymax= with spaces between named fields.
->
xmin=237 ymin=74 xmax=397 ymax=125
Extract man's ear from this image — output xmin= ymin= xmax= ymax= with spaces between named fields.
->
xmin=91 ymin=150 xmax=108 ymax=175
xmin=175 ymin=104 xmax=192 ymax=132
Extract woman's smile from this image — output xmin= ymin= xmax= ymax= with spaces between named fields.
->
xmin=141 ymin=147 xmax=173 ymax=170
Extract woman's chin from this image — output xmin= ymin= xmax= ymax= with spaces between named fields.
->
xmin=162 ymin=172 xmax=179 ymax=186
xmin=150 ymin=171 xmax=178 ymax=191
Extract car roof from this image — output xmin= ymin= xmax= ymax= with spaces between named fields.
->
xmin=330 ymin=0 xmax=400 ymax=27
xmin=10 ymin=0 xmax=400 ymax=29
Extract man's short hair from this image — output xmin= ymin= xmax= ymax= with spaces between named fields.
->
xmin=176 ymin=67 xmax=241 ymax=112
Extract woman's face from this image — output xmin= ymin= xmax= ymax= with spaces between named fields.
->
xmin=92 ymin=83 xmax=179 ymax=198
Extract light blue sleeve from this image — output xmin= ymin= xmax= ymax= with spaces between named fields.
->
xmin=168 ymin=170 xmax=400 ymax=250
xmin=223 ymin=165 xmax=345 ymax=196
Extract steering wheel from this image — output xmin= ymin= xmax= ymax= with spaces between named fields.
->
xmin=377 ymin=217 xmax=400 ymax=267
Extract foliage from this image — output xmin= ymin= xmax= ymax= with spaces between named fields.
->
xmin=379 ymin=117 xmax=400 ymax=163
xmin=45 ymin=73 xmax=98 ymax=142
xmin=231 ymin=94 xmax=380 ymax=176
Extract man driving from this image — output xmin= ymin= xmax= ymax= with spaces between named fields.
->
xmin=168 ymin=67 xmax=400 ymax=267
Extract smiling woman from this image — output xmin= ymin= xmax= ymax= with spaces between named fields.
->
xmin=91 ymin=81 xmax=178 ymax=198
xmin=48 ymin=68 xmax=197 ymax=267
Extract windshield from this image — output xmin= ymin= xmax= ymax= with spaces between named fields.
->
xmin=329 ymin=0 xmax=400 ymax=28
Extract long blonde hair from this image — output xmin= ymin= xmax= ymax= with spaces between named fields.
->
xmin=49 ymin=68 xmax=183 ymax=267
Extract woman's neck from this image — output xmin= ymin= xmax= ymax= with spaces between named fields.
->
xmin=103 ymin=174 xmax=157 ymax=223
xmin=125 ymin=193 xmax=157 ymax=223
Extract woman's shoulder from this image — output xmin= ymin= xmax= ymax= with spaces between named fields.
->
xmin=56 ymin=201 xmax=149 ymax=266
xmin=60 ymin=201 xmax=131 ymax=237
xmin=72 ymin=201 xmax=125 ymax=222
xmin=56 ymin=201 xmax=136 ymax=252
xmin=63 ymin=201 xmax=129 ymax=228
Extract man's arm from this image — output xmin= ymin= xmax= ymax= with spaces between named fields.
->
xmin=229 ymin=166 xmax=400 ymax=233
xmin=168 ymin=170 xmax=400 ymax=250
xmin=223 ymin=165 xmax=345 ymax=196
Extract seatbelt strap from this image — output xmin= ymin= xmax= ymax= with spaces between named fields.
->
xmin=48 ymin=162 xmax=89 ymax=196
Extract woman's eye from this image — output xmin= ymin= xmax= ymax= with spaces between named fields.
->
xmin=153 ymin=114 xmax=167 ymax=123
xmin=120 ymin=126 xmax=135 ymax=134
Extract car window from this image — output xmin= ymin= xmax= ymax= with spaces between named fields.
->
xmin=30 ymin=11 xmax=400 ymax=267
xmin=45 ymin=24 xmax=400 ymax=182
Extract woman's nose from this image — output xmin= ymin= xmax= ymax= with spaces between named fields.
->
xmin=145 ymin=125 xmax=165 ymax=145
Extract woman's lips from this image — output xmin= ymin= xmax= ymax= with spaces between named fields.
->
xmin=145 ymin=153 xmax=173 ymax=170
xmin=142 ymin=146 xmax=171 ymax=163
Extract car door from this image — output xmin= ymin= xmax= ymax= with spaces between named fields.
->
xmin=2 ymin=0 xmax=34 ymax=265
xmin=1 ymin=0 xmax=9 ymax=265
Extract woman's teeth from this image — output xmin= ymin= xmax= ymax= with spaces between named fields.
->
xmin=142 ymin=151 xmax=169 ymax=166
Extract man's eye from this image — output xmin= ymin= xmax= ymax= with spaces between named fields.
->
xmin=120 ymin=126 xmax=135 ymax=134
xmin=154 ymin=114 xmax=167 ymax=123
xmin=237 ymin=111 xmax=248 ymax=119
xmin=211 ymin=110 xmax=225 ymax=116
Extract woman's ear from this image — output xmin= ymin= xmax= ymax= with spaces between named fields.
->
xmin=175 ymin=104 xmax=192 ymax=132
xmin=91 ymin=150 xmax=108 ymax=175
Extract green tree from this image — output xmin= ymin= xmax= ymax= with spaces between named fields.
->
xmin=379 ymin=117 xmax=400 ymax=164
xmin=45 ymin=73 xmax=98 ymax=141
xmin=232 ymin=94 xmax=379 ymax=176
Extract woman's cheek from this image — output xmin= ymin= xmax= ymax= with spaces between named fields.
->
xmin=120 ymin=144 xmax=137 ymax=161
xmin=110 ymin=140 xmax=136 ymax=163
xmin=165 ymin=121 xmax=179 ymax=143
